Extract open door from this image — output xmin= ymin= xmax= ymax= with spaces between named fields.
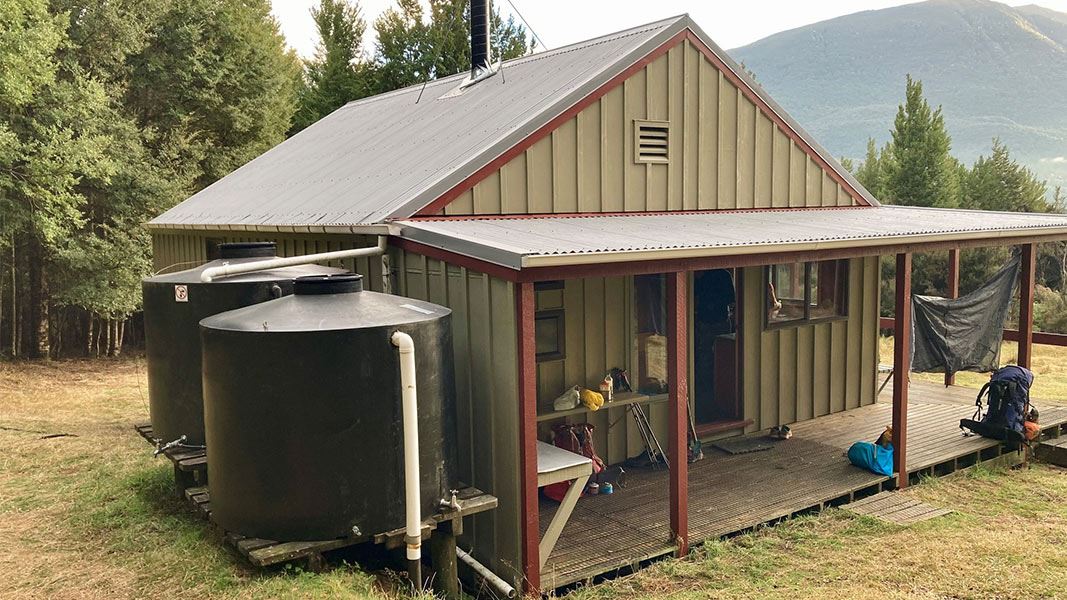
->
xmin=692 ymin=269 xmax=742 ymax=432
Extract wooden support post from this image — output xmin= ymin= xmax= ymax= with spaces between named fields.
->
xmin=173 ymin=464 xmax=196 ymax=498
xmin=893 ymin=253 xmax=912 ymax=489
xmin=945 ymin=248 xmax=959 ymax=387
xmin=430 ymin=521 xmax=460 ymax=600
xmin=1019 ymin=243 xmax=1036 ymax=369
xmin=516 ymin=281 xmax=540 ymax=592
xmin=666 ymin=271 xmax=689 ymax=557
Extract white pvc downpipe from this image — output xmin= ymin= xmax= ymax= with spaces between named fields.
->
xmin=457 ymin=548 xmax=517 ymax=598
xmin=198 ymin=236 xmax=387 ymax=282
xmin=391 ymin=330 xmax=423 ymax=586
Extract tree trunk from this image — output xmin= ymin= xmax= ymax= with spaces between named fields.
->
xmin=115 ymin=318 xmax=125 ymax=358
xmin=28 ymin=239 xmax=50 ymax=360
xmin=10 ymin=238 xmax=17 ymax=358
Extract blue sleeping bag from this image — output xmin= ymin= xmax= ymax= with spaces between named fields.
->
xmin=847 ymin=441 xmax=894 ymax=476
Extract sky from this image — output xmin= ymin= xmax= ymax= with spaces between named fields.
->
xmin=269 ymin=0 xmax=1067 ymax=58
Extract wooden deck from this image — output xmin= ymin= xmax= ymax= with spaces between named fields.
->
xmin=538 ymin=380 xmax=1067 ymax=589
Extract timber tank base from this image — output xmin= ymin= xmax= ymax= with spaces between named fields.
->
xmin=182 ymin=483 xmax=496 ymax=596
xmin=134 ymin=422 xmax=207 ymax=497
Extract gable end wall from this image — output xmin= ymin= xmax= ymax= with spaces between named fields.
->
xmin=440 ymin=40 xmax=858 ymax=216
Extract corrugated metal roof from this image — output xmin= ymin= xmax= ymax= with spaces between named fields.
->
xmin=396 ymin=206 xmax=1067 ymax=268
xmin=149 ymin=15 xmax=877 ymax=229
xmin=150 ymin=17 xmax=685 ymax=228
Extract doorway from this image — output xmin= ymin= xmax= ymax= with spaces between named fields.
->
xmin=693 ymin=269 xmax=741 ymax=430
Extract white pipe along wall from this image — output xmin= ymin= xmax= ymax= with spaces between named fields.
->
xmin=198 ymin=236 xmax=387 ymax=282
xmin=391 ymin=331 xmax=423 ymax=572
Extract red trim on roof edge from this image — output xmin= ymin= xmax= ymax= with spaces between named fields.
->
xmin=403 ymin=205 xmax=873 ymax=222
xmin=389 ymin=237 xmax=521 ymax=281
xmin=414 ymin=27 xmax=872 ymax=218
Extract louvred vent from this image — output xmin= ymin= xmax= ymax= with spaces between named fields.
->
xmin=634 ymin=120 xmax=670 ymax=164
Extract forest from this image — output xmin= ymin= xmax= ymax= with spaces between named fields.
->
xmin=0 ymin=0 xmax=528 ymax=359
xmin=1 ymin=1 xmax=1063 ymax=360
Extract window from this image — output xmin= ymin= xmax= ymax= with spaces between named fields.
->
xmin=766 ymin=260 xmax=848 ymax=327
xmin=534 ymin=281 xmax=565 ymax=362
xmin=535 ymin=310 xmax=565 ymax=361
xmin=634 ymin=120 xmax=670 ymax=164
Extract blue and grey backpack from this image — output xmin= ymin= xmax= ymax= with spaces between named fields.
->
xmin=960 ymin=365 xmax=1033 ymax=443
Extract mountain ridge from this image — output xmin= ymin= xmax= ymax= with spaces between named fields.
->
xmin=730 ymin=0 xmax=1067 ymax=190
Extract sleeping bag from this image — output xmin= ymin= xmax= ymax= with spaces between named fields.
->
xmin=847 ymin=441 xmax=894 ymax=476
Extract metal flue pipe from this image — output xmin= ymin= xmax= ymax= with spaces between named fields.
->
xmin=198 ymin=236 xmax=387 ymax=282
xmin=392 ymin=330 xmax=423 ymax=590
xmin=470 ymin=0 xmax=491 ymax=76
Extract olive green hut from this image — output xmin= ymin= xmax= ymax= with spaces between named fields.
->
xmin=149 ymin=14 xmax=1067 ymax=593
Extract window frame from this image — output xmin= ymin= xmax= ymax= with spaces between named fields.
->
xmin=534 ymin=308 xmax=566 ymax=363
xmin=764 ymin=260 xmax=849 ymax=330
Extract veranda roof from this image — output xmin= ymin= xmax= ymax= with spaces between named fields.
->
xmin=396 ymin=206 xmax=1067 ymax=269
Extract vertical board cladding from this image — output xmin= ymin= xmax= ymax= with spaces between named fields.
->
xmin=738 ymin=256 xmax=880 ymax=433
xmin=440 ymin=40 xmax=862 ymax=216
xmin=149 ymin=230 xmax=386 ymax=290
xmin=534 ymin=276 xmax=668 ymax=467
xmin=393 ymin=251 xmax=524 ymax=587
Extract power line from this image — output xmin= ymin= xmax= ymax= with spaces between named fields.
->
xmin=501 ymin=0 xmax=547 ymax=51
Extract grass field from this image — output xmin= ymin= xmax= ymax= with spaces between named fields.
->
xmin=2 ymin=358 xmax=1066 ymax=599
xmin=878 ymin=336 xmax=1067 ymax=401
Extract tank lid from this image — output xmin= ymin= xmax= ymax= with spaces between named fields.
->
xmin=218 ymin=242 xmax=277 ymax=259
xmin=294 ymin=273 xmax=364 ymax=295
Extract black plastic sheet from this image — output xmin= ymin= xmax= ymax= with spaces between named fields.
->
xmin=910 ymin=254 xmax=1021 ymax=376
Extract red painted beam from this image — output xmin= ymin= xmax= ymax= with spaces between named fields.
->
xmin=1018 ymin=244 xmax=1036 ymax=369
xmin=879 ymin=318 xmax=1067 ymax=348
xmin=946 ymin=249 xmax=960 ymax=386
xmin=515 ymin=281 xmax=540 ymax=592
xmin=665 ymin=271 xmax=689 ymax=557
xmin=892 ymin=253 xmax=911 ymax=489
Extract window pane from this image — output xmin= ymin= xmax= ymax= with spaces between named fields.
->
xmin=767 ymin=263 xmax=805 ymax=324
xmin=535 ymin=310 xmax=564 ymax=361
xmin=810 ymin=260 xmax=847 ymax=319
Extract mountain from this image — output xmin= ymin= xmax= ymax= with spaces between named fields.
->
xmin=730 ymin=0 xmax=1067 ymax=191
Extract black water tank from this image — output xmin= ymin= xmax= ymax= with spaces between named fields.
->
xmin=200 ymin=273 xmax=458 ymax=541
xmin=142 ymin=242 xmax=344 ymax=446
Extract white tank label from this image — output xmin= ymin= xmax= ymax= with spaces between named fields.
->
xmin=174 ymin=284 xmax=189 ymax=302
xmin=400 ymin=303 xmax=433 ymax=315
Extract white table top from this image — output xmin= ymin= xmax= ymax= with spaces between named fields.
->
xmin=537 ymin=441 xmax=593 ymax=486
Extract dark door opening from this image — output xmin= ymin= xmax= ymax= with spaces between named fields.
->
xmin=693 ymin=269 xmax=741 ymax=430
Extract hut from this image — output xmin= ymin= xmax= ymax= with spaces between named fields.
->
xmin=148 ymin=14 xmax=1067 ymax=592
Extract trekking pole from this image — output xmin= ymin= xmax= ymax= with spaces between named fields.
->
xmin=629 ymin=404 xmax=658 ymax=465
xmin=634 ymin=402 xmax=669 ymax=468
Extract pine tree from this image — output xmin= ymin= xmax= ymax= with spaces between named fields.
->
xmin=853 ymin=138 xmax=893 ymax=201
xmin=291 ymin=0 xmax=373 ymax=134
xmin=963 ymin=139 xmax=1050 ymax=213
xmin=884 ymin=75 xmax=960 ymax=208
xmin=372 ymin=0 xmax=531 ymax=94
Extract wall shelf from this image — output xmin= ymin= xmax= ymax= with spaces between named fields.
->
xmin=536 ymin=392 xmax=669 ymax=422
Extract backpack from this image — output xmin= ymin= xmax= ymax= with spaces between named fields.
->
xmin=960 ymin=365 xmax=1033 ymax=444
xmin=543 ymin=423 xmax=607 ymax=502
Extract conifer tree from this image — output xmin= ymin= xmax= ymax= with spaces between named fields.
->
xmin=884 ymin=75 xmax=960 ymax=208
xmin=291 ymin=0 xmax=373 ymax=134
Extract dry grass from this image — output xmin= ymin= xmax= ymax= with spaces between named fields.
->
xmin=0 ymin=359 xmax=413 ymax=600
xmin=3 ymin=359 xmax=1067 ymax=599
xmin=878 ymin=337 xmax=1067 ymax=402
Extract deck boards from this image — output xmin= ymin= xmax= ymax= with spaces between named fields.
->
xmin=538 ymin=380 xmax=1067 ymax=589
xmin=844 ymin=491 xmax=951 ymax=525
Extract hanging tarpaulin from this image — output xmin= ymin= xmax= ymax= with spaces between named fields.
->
xmin=910 ymin=253 xmax=1022 ymax=376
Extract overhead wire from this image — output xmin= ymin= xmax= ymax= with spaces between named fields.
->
xmin=501 ymin=0 xmax=546 ymax=51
